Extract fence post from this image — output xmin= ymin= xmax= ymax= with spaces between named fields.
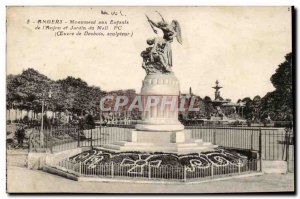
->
xmin=50 ymin=135 xmax=53 ymax=154
xmin=213 ymin=128 xmax=216 ymax=145
xmin=238 ymin=159 xmax=241 ymax=174
xmin=111 ymin=162 xmax=114 ymax=178
xmin=90 ymin=128 xmax=93 ymax=148
xmin=148 ymin=163 xmax=151 ymax=179
xmin=211 ymin=163 xmax=214 ymax=178
xmin=183 ymin=165 xmax=187 ymax=182
xmin=99 ymin=125 xmax=102 ymax=147
xmin=285 ymin=129 xmax=290 ymax=173
xmin=258 ymin=128 xmax=262 ymax=172
xmin=28 ymin=133 xmax=32 ymax=153
xmin=79 ymin=162 xmax=82 ymax=176
xmin=77 ymin=129 xmax=80 ymax=148
xmin=250 ymin=131 xmax=253 ymax=150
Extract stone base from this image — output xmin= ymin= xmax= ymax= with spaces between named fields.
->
xmin=27 ymin=147 xmax=87 ymax=170
xmin=27 ymin=153 xmax=47 ymax=170
xmin=262 ymin=160 xmax=288 ymax=174
xmin=135 ymin=123 xmax=184 ymax=132
xmin=102 ymin=130 xmax=217 ymax=154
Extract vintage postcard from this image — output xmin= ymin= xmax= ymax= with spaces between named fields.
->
xmin=6 ymin=6 xmax=294 ymax=193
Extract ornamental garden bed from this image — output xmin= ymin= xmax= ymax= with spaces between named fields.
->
xmin=58 ymin=147 xmax=259 ymax=179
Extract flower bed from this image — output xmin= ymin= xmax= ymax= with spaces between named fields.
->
xmin=65 ymin=147 xmax=258 ymax=177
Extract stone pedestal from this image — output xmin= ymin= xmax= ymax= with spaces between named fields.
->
xmin=102 ymin=73 xmax=217 ymax=154
xmin=136 ymin=73 xmax=183 ymax=132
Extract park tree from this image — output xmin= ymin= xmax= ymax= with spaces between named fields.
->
xmin=203 ymin=96 xmax=212 ymax=103
xmin=271 ymin=53 xmax=293 ymax=93
xmin=251 ymin=95 xmax=262 ymax=122
xmin=7 ymin=68 xmax=106 ymax=119
xmin=260 ymin=52 xmax=293 ymax=121
xmin=241 ymin=97 xmax=253 ymax=120
xmin=203 ymin=96 xmax=215 ymax=118
xmin=239 ymin=53 xmax=293 ymax=122
xmin=7 ymin=68 xmax=53 ymax=114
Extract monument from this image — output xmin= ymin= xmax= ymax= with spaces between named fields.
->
xmin=103 ymin=13 xmax=217 ymax=154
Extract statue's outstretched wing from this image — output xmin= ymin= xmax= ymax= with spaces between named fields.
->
xmin=171 ymin=20 xmax=182 ymax=44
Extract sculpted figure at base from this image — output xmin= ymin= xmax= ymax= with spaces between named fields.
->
xmin=141 ymin=12 xmax=182 ymax=75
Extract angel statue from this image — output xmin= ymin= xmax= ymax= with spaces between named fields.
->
xmin=141 ymin=12 xmax=182 ymax=74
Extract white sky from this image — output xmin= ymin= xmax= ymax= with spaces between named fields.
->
xmin=7 ymin=6 xmax=292 ymax=101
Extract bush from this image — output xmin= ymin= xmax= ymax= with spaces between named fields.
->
xmin=84 ymin=114 xmax=95 ymax=130
xmin=274 ymin=121 xmax=293 ymax=128
xmin=23 ymin=115 xmax=29 ymax=123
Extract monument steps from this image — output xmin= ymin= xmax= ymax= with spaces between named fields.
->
xmin=113 ymin=141 xmax=155 ymax=147
xmin=103 ymin=143 xmax=174 ymax=151
xmin=102 ymin=140 xmax=218 ymax=154
xmin=95 ymin=146 xmax=120 ymax=153
xmin=175 ymin=146 xmax=214 ymax=153
xmin=202 ymin=142 xmax=214 ymax=146
xmin=194 ymin=139 xmax=203 ymax=143
xmin=175 ymin=143 xmax=199 ymax=147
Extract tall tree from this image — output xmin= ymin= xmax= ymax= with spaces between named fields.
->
xmin=260 ymin=52 xmax=293 ymax=121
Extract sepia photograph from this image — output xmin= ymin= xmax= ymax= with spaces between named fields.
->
xmin=5 ymin=6 xmax=294 ymax=194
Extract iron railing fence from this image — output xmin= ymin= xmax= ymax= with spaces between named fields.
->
xmin=29 ymin=124 xmax=294 ymax=172
xmin=54 ymin=158 xmax=259 ymax=182
xmin=181 ymin=120 xmax=293 ymax=128
xmin=29 ymin=124 xmax=135 ymax=153
xmin=186 ymin=126 xmax=293 ymax=161
xmin=29 ymin=131 xmax=51 ymax=153
xmin=29 ymin=128 xmax=77 ymax=153
xmin=80 ymin=125 xmax=134 ymax=148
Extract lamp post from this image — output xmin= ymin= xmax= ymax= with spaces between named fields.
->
xmin=12 ymin=101 xmax=17 ymax=122
xmin=40 ymin=90 xmax=52 ymax=147
xmin=238 ymin=101 xmax=244 ymax=118
xmin=241 ymin=105 xmax=244 ymax=118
